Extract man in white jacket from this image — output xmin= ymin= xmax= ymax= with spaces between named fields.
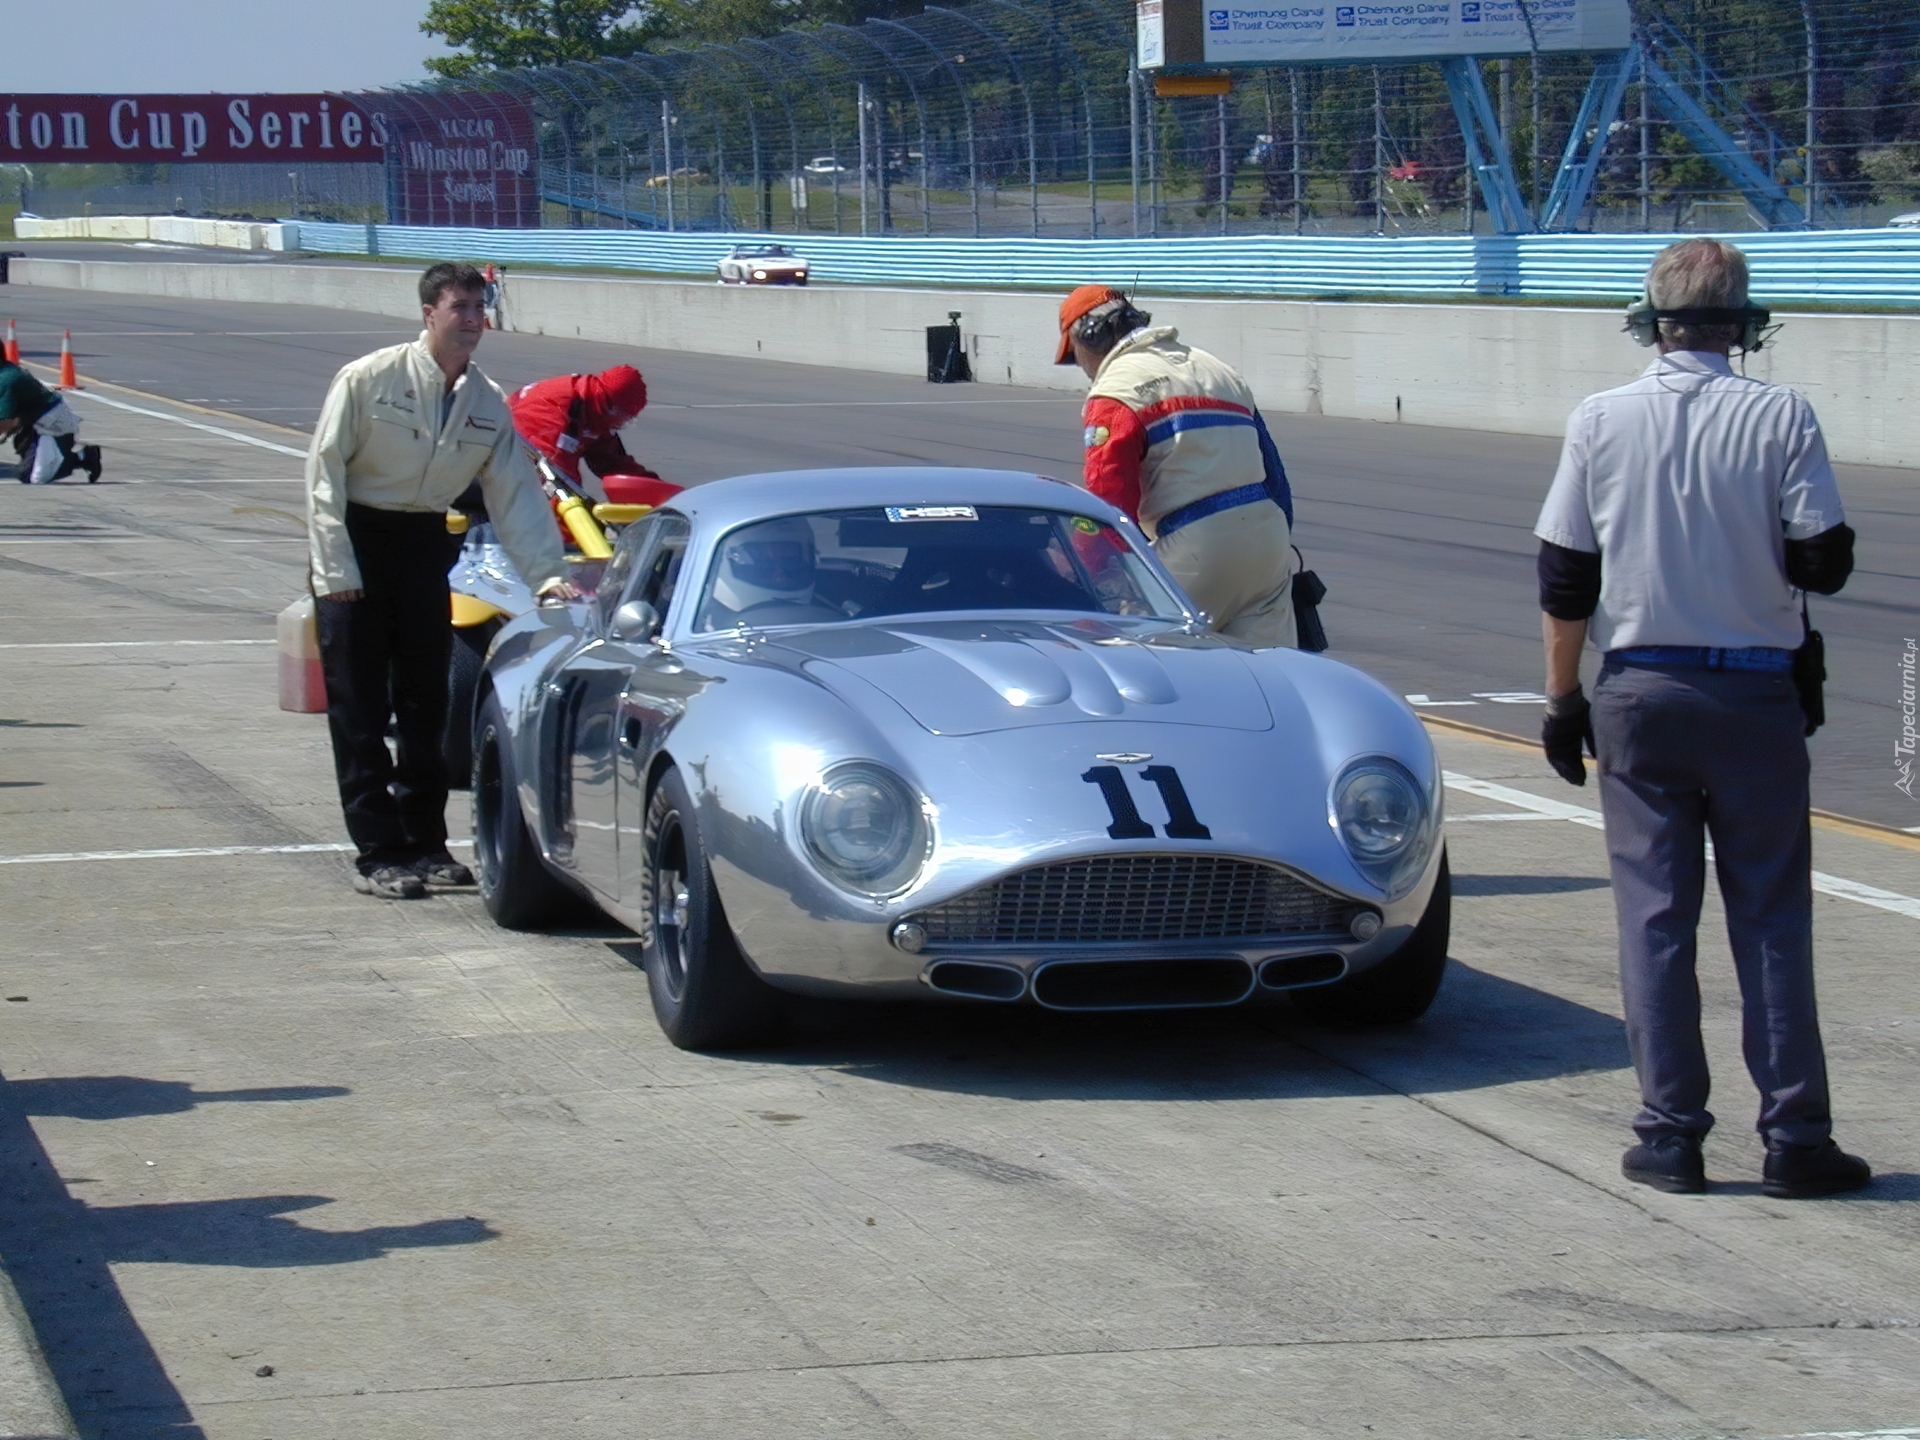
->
xmin=306 ymin=261 xmax=578 ymax=899
xmin=1058 ymin=284 xmax=1296 ymax=648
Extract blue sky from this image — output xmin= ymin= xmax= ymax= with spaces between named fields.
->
xmin=0 ymin=0 xmax=454 ymax=93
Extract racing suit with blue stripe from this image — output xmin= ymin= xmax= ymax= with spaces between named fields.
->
xmin=1081 ymin=326 xmax=1296 ymax=647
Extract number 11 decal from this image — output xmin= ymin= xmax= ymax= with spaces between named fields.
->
xmin=1081 ymin=765 xmax=1212 ymax=840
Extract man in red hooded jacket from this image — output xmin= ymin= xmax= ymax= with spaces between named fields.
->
xmin=507 ymin=365 xmax=660 ymax=490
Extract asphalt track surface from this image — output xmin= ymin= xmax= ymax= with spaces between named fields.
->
xmin=1 ymin=383 xmax=1919 ymax=1440
xmin=3 ymin=269 xmax=1913 ymax=829
xmin=3 ymin=278 xmax=1920 ymax=1439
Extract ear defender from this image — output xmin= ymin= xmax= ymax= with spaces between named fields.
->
xmin=1623 ymin=296 xmax=1774 ymax=352
xmin=1625 ymin=295 xmax=1660 ymax=347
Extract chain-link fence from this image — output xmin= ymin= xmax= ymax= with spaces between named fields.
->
xmin=14 ymin=0 xmax=1919 ymax=236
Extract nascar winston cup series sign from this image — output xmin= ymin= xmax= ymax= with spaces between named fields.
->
xmin=1140 ymin=0 xmax=1629 ymax=66
xmin=1 ymin=92 xmax=540 ymax=228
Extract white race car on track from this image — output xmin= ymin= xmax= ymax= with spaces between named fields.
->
xmin=717 ymin=244 xmax=810 ymax=286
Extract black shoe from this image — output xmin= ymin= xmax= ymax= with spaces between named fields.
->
xmin=1621 ymin=1136 xmax=1706 ymax=1194
xmin=352 ymin=865 xmax=427 ymax=900
xmin=1763 ymin=1141 xmax=1871 ymax=1199
xmin=81 ymin=445 xmax=102 ymax=483
xmin=412 ymin=853 xmax=475 ymax=888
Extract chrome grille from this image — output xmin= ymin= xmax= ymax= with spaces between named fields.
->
xmin=910 ymin=855 xmax=1354 ymax=947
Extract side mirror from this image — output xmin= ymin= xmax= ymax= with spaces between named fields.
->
xmin=610 ymin=599 xmax=660 ymax=643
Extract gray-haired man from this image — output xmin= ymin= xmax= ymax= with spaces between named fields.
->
xmin=1533 ymin=237 xmax=1869 ymax=1199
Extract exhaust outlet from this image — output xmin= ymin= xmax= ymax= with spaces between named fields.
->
xmin=924 ymin=961 xmax=1027 ymax=1002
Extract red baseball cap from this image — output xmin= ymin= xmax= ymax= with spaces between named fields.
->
xmin=1056 ymin=283 xmax=1125 ymax=364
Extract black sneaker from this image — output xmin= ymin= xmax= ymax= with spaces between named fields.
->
xmin=1621 ymin=1136 xmax=1706 ymax=1194
xmin=352 ymin=864 xmax=427 ymax=900
xmin=413 ymin=854 xmax=475 ymax=888
xmin=1763 ymin=1141 xmax=1872 ymax=1199
xmin=81 ymin=445 xmax=102 ymax=483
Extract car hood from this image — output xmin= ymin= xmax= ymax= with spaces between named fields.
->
xmin=768 ymin=617 xmax=1273 ymax=736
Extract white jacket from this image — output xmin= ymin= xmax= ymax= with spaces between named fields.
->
xmin=306 ymin=334 xmax=565 ymax=595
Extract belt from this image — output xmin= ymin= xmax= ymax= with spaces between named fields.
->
xmin=1153 ymin=482 xmax=1274 ymax=540
xmin=1608 ymin=645 xmax=1795 ymax=673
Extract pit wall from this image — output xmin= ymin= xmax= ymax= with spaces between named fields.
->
xmin=13 ymin=215 xmax=298 ymax=250
xmin=11 ymin=255 xmax=1914 ymax=469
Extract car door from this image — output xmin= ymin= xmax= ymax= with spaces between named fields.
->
xmin=607 ymin=515 xmax=700 ymax=911
xmin=543 ymin=516 xmax=661 ymax=899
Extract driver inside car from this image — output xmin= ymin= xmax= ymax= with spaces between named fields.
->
xmin=704 ymin=517 xmax=829 ymax=626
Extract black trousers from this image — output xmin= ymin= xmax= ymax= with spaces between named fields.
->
xmin=317 ymin=504 xmax=458 ymax=873
xmin=1590 ymin=658 xmax=1832 ymax=1150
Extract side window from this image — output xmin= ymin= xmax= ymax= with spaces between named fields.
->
xmin=597 ymin=514 xmax=657 ymax=631
xmin=623 ymin=515 xmax=691 ymax=629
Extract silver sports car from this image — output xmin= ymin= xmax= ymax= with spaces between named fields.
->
xmin=471 ymin=469 xmax=1450 ymax=1049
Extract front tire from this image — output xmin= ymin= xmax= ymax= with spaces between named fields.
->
xmin=1291 ymin=853 xmax=1451 ymax=1026
xmin=472 ymin=691 xmax=579 ymax=930
xmin=641 ymin=767 xmax=783 ymax=1050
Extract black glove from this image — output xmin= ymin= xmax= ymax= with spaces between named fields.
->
xmin=1542 ymin=686 xmax=1595 ymax=787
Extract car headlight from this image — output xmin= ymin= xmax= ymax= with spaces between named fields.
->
xmin=1329 ymin=757 xmax=1434 ymax=897
xmin=801 ymin=762 xmax=930 ymax=896
xmin=753 ymin=270 xmax=767 ymax=280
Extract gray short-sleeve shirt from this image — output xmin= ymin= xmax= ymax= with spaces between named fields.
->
xmin=1533 ymin=350 xmax=1845 ymax=652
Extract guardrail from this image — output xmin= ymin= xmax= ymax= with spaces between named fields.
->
xmin=292 ymin=221 xmax=1920 ymax=303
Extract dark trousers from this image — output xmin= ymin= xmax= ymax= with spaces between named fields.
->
xmin=1590 ymin=658 xmax=1832 ymax=1150
xmin=317 ymin=504 xmax=456 ymax=874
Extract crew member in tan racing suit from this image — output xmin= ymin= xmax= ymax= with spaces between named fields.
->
xmin=1058 ymin=284 xmax=1296 ymax=647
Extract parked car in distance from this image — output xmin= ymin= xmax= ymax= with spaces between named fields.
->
xmin=717 ymin=243 xmax=810 ymax=286
xmin=802 ymin=156 xmax=848 ymax=175
xmin=1888 ymin=211 xmax=1920 ymax=228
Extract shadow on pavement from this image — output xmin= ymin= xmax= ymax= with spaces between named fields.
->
xmin=733 ymin=961 xmax=1628 ymax=1102
xmin=10 ymin=1077 xmax=350 ymax=1121
xmin=0 ymin=1067 xmax=496 ymax=1439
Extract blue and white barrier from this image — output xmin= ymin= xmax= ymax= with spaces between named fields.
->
xmin=293 ymin=220 xmax=1920 ymax=304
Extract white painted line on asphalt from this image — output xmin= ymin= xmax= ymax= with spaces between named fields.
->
xmin=0 ymin=839 xmax=470 ymax=866
xmin=0 ymin=638 xmax=272 ymax=650
xmin=656 ymin=398 xmax=1080 ymax=410
xmin=1445 ymin=812 xmax=1559 ymax=823
xmin=60 ymin=389 xmax=307 ymax=458
xmin=1443 ymin=771 xmax=1920 ymax=921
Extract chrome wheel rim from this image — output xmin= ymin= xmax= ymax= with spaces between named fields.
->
xmin=652 ymin=814 xmax=692 ymax=1000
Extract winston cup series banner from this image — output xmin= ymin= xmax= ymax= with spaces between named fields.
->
xmin=2 ymin=92 xmax=540 ymax=229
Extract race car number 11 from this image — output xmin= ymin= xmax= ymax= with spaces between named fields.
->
xmin=1082 ymin=765 xmax=1212 ymax=841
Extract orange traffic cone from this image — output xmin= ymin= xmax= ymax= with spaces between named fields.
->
xmin=3 ymin=319 xmax=17 ymax=364
xmin=57 ymin=329 xmax=79 ymax=390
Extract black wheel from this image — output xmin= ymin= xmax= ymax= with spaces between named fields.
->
xmin=1292 ymin=853 xmax=1451 ymax=1027
xmin=442 ymin=621 xmax=497 ymax=791
xmin=472 ymin=691 xmax=579 ymax=930
xmin=641 ymin=767 xmax=783 ymax=1050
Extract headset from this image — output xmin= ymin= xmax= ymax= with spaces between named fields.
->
xmin=1073 ymin=298 xmax=1153 ymax=354
xmin=1624 ymin=294 xmax=1774 ymax=352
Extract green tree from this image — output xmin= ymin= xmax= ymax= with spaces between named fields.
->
xmin=421 ymin=0 xmax=655 ymax=76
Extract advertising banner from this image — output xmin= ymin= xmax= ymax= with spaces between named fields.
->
xmin=373 ymin=92 xmax=541 ymax=230
xmin=0 ymin=94 xmax=385 ymax=165
xmin=1176 ymin=0 xmax=1630 ymax=66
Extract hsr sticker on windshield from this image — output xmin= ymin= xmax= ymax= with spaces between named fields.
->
xmin=886 ymin=505 xmax=977 ymax=522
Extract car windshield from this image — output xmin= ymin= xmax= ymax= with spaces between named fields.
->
xmin=737 ymin=245 xmax=793 ymax=257
xmin=693 ymin=505 xmax=1184 ymax=632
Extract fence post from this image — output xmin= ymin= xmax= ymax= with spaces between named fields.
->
xmin=1129 ymin=64 xmax=1141 ymax=237
xmin=662 ymin=98 xmax=675 ymax=231
xmin=1217 ymin=93 xmax=1229 ymax=236
xmin=1290 ymin=66 xmax=1302 ymax=236
xmin=858 ymin=79 xmax=871 ymax=237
